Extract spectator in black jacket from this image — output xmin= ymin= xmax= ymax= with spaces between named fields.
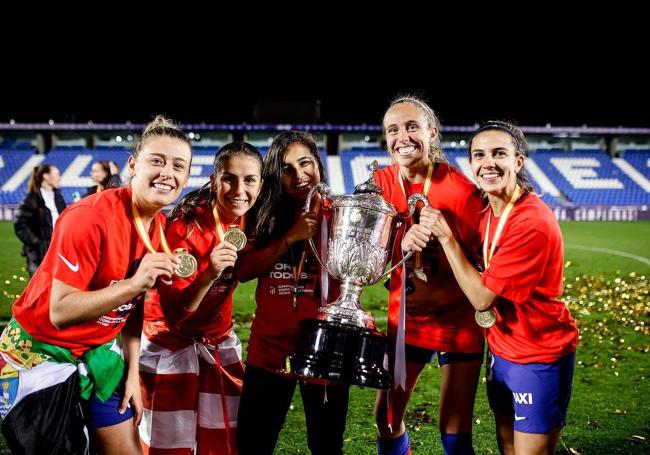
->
xmin=14 ymin=164 xmax=67 ymax=276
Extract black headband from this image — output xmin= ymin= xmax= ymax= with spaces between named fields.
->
xmin=472 ymin=121 xmax=526 ymax=152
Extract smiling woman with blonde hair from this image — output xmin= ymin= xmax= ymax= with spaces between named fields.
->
xmin=1 ymin=115 xmax=192 ymax=455
xmin=373 ymin=95 xmax=485 ymax=455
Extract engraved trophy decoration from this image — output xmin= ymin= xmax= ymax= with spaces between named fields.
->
xmin=288 ymin=161 xmax=428 ymax=389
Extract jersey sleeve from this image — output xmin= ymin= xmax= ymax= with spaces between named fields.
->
xmin=481 ymin=222 xmax=550 ymax=304
xmin=51 ymin=205 xmax=104 ymax=290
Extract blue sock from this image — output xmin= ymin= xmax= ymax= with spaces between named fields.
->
xmin=440 ymin=432 xmax=475 ymax=455
xmin=377 ymin=432 xmax=410 ymax=455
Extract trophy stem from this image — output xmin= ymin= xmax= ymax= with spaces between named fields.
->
xmin=318 ymin=278 xmax=377 ymax=330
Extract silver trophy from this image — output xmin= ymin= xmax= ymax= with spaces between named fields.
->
xmin=289 ymin=161 xmax=428 ymax=389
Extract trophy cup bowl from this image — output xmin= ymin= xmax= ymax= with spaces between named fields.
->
xmin=288 ymin=162 xmax=428 ymax=389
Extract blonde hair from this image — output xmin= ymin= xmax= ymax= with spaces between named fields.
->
xmin=383 ymin=94 xmax=447 ymax=164
xmin=133 ymin=115 xmax=191 ymax=158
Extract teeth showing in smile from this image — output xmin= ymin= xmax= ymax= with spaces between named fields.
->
xmin=229 ymin=198 xmax=248 ymax=205
xmin=153 ymin=183 xmax=173 ymax=191
xmin=480 ymin=172 xmax=501 ymax=182
xmin=397 ymin=146 xmax=415 ymax=156
xmin=296 ymin=181 xmax=310 ymax=189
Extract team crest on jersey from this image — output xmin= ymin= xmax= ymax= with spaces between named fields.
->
xmin=0 ymin=359 xmax=19 ymax=418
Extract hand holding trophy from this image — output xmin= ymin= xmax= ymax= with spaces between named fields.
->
xmin=288 ymin=161 xmax=428 ymax=389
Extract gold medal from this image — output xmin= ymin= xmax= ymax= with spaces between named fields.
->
xmin=475 ymin=309 xmax=497 ymax=328
xmin=174 ymin=248 xmax=197 ymax=278
xmin=412 ymin=268 xmax=428 ymax=282
xmin=223 ymin=225 xmax=247 ymax=251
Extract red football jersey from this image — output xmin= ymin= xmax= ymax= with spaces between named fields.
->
xmin=246 ymin=238 xmax=337 ymax=373
xmin=481 ymin=193 xmax=578 ymax=363
xmin=143 ymin=204 xmax=241 ymax=349
xmin=13 ymin=187 xmax=166 ymax=358
xmin=375 ymin=162 xmax=485 ymax=353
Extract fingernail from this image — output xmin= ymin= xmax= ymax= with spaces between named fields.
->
xmin=119 ymin=408 xmax=125 ymax=414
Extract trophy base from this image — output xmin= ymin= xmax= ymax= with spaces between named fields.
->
xmin=288 ymin=319 xmax=391 ymax=390
xmin=317 ymin=304 xmax=377 ymax=330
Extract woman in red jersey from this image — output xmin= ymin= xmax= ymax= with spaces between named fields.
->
xmin=236 ymin=131 xmax=349 ymax=455
xmin=139 ymin=142 xmax=263 ymax=455
xmin=418 ymin=121 xmax=579 ymax=454
xmin=0 ymin=116 xmax=191 ymax=455
xmin=374 ymin=95 xmax=485 ymax=455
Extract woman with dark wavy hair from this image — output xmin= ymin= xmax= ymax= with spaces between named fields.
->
xmin=236 ymin=131 xmax=349 ymax=455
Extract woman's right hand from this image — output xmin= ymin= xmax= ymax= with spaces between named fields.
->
xmin=209 ymin=242 xmax=238 ymax=280
xmin=401 ymin=224 xmax=432 ymax=253
xmin=131 ymin=252 xmax=179 ymax=292
xmin=285 ymin=211 xmax=319 ymax=245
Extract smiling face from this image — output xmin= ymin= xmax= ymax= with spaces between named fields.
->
xmin=281 ymin=142 xmax=321 ymax=202
xmin=128 ymin=136 xmax=192 ymax=214
xmin=383 ymin=102 xmax=437 ymax=171
xmin=212 ymin=155 xmax=263 ymax=221
xmin=90 ymin=162 xmax=109 ymax=184
xmin=469 ymin=130 xmax=524 ymax=200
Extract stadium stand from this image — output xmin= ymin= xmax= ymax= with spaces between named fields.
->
xmin=1 ymin=126 xmax=649 ymax=221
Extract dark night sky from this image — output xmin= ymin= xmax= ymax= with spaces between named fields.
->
xmin=2 ymin=12 xmax=645 ymax=127
xmin=2 ymin=61 xmax=647 ymax=127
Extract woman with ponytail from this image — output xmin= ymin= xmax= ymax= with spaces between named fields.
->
xmin=14 ymin=164 xmax=66 ymax=276
xmin=139 ymin=142 xmax=263 ymax=455
xmin=1 ymin=115 xmax=192 ymax=454
xmin=374 ymin=95 xmax=485 ymax=455
xmin=423 ymin=121 xmax=577 ymax=455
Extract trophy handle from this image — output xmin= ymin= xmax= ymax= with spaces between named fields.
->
xmin=304 ymin=182 xmax=332 ymax=272
xmin=380 ymin=192 xmax=430 ymax=278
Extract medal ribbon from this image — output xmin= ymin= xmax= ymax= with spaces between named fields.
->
xmin=397 ymin=162 xmax=433 ymax=271
xmin=131 ymin=196 xmax=172 ymax=254
xmin=482 ymin=185 xmax=523 ymax=271
xmin=292 ymin=197 xmax=322 ymax=304
xmin=392 ymin=163 xmax=432 ymax=392
xmin=212 ymin=202 xmax=245 ymax=244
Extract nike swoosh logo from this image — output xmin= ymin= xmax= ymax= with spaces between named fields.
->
xmin=58 ymin=253 xmax=79 ymax=272
xmin=514 ymin=415 xmax=526 ymax=421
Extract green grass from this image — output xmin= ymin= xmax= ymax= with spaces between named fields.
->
xmin=1 ymin=220 xmax=649 ymax=453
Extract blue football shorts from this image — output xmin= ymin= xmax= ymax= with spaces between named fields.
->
xmin=486 ymin=350 xmax=576 ymax=434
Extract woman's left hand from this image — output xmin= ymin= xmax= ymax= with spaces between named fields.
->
xmin=120 ymin=372 xmax=143 ymax=426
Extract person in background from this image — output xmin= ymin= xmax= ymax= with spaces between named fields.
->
xmin=85 ymin=160 xmax=113 ymax=196
xmin=14 ymin=164 xmax=67 ymax=276
xmin=107 ymin=161 xmax=124 ymax=189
